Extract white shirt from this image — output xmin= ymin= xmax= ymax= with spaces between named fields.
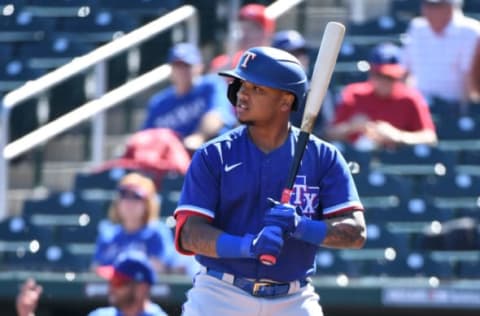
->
xmin=401 ymin=11 xmax=480 ymax=102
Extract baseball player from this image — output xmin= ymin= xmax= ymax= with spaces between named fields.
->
xmin=174 ymin=47 xmax=366 ymax=316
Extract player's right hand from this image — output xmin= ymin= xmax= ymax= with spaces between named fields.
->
xmin=250 ymin=226 xmax=284 ymax=260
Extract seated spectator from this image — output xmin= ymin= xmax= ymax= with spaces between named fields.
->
xmin=92 ymin=172 xmax=199 ymax=276
xmin=401 ymin=0 xmax=480 ymax=104
xmin=209 ymin=3 xmax=275 ymax=73
xmin=17 ymin=252 xmax=169 ymax=316
xmin=271 ymin=29 xmax=336 ymax=136
xmin=93 ymin=251 xmax=168 ymax=316
xmin=326 ymin=43 xmax=438 ymax=151
xmin=142 ymin=42 xmax=236 ymax=151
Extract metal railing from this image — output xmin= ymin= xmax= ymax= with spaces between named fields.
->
xmin=0 ymin=0 xmax=306 ymax=220
xmin=0 ymin=5 xmax=199 ymax=219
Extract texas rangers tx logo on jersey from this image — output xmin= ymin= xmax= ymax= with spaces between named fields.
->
xmin=290 ymin=175 xmax=319 ymax=217
xmin=241 ymin=52 xmax=256 ymax=68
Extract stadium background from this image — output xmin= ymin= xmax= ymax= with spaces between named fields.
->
xmin=1 ymin=0 xmax=480 ymax=315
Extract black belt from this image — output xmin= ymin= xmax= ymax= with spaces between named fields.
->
xmin=204 ymin=268 xmax=309 ymax=298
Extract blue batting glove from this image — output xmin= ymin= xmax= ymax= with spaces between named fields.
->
xmin=250 ymin=226 xmax=284 ymax=259
xmin=264 ymin=200 xmax=303 ymax=235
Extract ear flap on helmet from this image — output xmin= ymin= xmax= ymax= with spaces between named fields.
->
xmin=227 ymin=78 xmax=242 ymax=106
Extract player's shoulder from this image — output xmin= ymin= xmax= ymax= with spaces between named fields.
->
xmin=291 ymin=126 xmax=339 ymax=155
xmin=202 ymin=125 xmax=246 ymax=148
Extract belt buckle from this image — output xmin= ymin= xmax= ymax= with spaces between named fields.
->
xmin=252 ymin=281 xmax=271 ymax=296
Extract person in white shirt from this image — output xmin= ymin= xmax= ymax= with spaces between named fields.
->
xmin=401 ymin=0 xmax=480 ymax=104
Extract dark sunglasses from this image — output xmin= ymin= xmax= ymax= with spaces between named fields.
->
xmin=118 ymin=187 xmax=145 ymax=201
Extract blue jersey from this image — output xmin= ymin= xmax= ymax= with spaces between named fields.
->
xmin=88 ymin=301 xmax=168 ymax=316
xmin=174 ymin=126 xmax=363 ymax=282
xmin=93 ymin=223 xmax=168 ymax=266
xmin=142 ymin=74 xmax=236 ymax=138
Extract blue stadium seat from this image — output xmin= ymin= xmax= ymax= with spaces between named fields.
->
xmin=389 ymin=0 xmax=420 ymax=20
xmin=18 ymin=39 xmax=94 ymax=70
xmin=420 ymin=173 xmax=480 ymax=209
xmin=56 ymin=10 xmax=138 ymax=44
xmin=0 ymin=10 xmax=55 ymax=42
xmin=364 ymin=223 xmax=410 ymax=254
xmin=159 ymin=172 xmax=185 ymax=218
xmin=374 ymin=145 xmax=456 ymax=176
xmin=457 ymin=259 xmax=480 ymax=278
xmin=334 ymin=142 xmax=373 ymax=172
xmin=367 ymin=252 xmax=454 ymax=278
xmin=353 ymin=170 xmax=413 ymax=208
xmin=0 ymin=216 xmax=54 ymax=270
xmin=437 ymin=116 xmax=480 ymax=153
xmin=347 ymin=15 xmax=408 ymax=36
xmin=315 ymin=249 xmax=364 ymax=277
xmin=21 ymin=191 xmax=107 ymax=228
xmin=22 ymin=0 xmax=98 ymax=18
xmin=73 ymin=167 xmax=136 ymax=192
xmin=98 ymin=0 xmax=180 ymax=19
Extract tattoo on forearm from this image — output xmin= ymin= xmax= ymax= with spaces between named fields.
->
xmin=181 ymin=218 xmax=221 ymax=257
xmin=323 ymin=222 xmax=364 ymax=248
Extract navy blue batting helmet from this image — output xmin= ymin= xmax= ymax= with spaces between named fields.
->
xmin=219 ymin=46 xmax=308 ymax=111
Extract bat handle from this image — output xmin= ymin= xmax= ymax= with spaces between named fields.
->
xmin=259 ymin=254 xmax=276 ymax=265
xmin=259 ymin=189 xmax=293 ymax=265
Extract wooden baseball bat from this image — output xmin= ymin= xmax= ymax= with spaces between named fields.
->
xmin=260 ymin=21 xmax=346 ymax=265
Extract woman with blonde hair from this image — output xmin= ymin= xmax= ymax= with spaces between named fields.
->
xmin=92 ymin=172 xmax=170 ymax=273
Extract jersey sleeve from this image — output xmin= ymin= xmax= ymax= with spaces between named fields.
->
xmin=174 ymin=146 xmax=220 ymax=219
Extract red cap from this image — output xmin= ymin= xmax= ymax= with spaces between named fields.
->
xmin=370 ymin=64 xmax=406 ymax=80
xmin=238 ymin=4 xmax=275 ymax=34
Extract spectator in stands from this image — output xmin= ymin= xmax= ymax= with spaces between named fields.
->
xmin=142 ymin=42 xmax=236 ymax=151
xmin=326 ymin=43 xmax=438 ymax=151
xmin=92 ymin=172 xmax=199 ymax=276
xmin=401 ymin=0 xmax=480 ymax=105
xmin=209 ymin=3 xmax=276 ymax=73
xmin=271 ymin=29 xmax=336 ymax=136
xmin=16 ymin=252 xmax=169 ymax=316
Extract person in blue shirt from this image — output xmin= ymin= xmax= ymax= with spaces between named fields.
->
xmin=16 ymin=252 xmax=168 ymax=316
xmin=92 ymin=172 xmax=200 ymax=277
xmin=91 ymin=251 xmax=168 ymax=316
xmin=142 ymin=42 xmax=236 ymax=152
xmin=92 ymin=172 xmax=170 ymax=273
xmin=174 ymin=47 xmax=366 ymax=315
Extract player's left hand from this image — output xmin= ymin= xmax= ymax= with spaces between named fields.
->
xmin=264 ymin=200 xmax=302 ymax=235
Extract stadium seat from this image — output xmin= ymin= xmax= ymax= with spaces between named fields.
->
xmin=159 ymin=172 xmax=185 ymax=218
xmin=457 ymin=259 xmax=480 ymax=278
xmin=437 ymin=116 xmax=480 ymax=152
xmin=22 ymin=0 xmax=98 ymax=18
xmin=389 ymin=0 xmax=420 ymax=20
xmin=373 ymin=145 xmax=456 ymax=176
xmin=420 ymin=173 xmax=480 ymax=209
xmin=0 ymin=216 xmax=54 ymax=270
xmin=73 ymin=167 xmax=130 ymax=192
xmin=21 ymin=191 xmax=107 ymax=228
xmin=18 ymin=39 xmax=94 ymax=70
xmin=347 ymin=15 xmax=408 ymax=37
xmin=334 ymin=142 xmax=373 ymax=172
xmin=352 ymin=170 xmax=413 ymax=208
xmin=367 ymin=252 xmax=454 ymax=278
xmin=56 ymin=10 xmax=138 ymax=44
xmin=367 ymin=200 xmax=454 ymax=230
xmin=0 ymin=10 xmax=55 ymax=42
xmin=315 ymin=249 xmax=364 ymax=277
xmin=98 ymin=0 xmax=180 ymax=19
xmin=364 ymin=223 xmax=410 ymax=254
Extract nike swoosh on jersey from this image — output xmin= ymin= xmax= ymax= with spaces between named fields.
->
xmin=224 ymin=162 xmax=243 ymax=172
